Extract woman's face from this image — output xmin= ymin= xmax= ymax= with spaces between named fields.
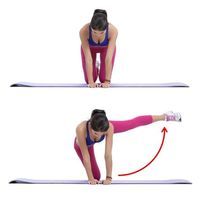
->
xmin=91 ymin=28 xmax=106 ymax=36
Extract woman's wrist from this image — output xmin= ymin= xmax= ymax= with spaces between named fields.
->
xmin=88 ymin=81 xmax=97 ymax=87
xmin=88 ymin=80 xmax=95 ymax=84
xmin=104 ymin=79 xmax=111 ymax=83
xmin=106 ymin=176 xmax=112 ymax=180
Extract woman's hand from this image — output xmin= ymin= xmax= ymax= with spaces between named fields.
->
xmin=88 ymin=179 xmax=100 ymax=185
xmin=88 ymin=82 xmax=98 ymax=88
xmin=101 ymin=81 xmax=110 ymax=88
xmin=102 ymin=178 xmax=112 ymax=185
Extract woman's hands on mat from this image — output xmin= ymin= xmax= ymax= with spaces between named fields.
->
xmin=87 ymin=82 xmax=110 ymax=88
xmin=87 ymin=82 xmax=99 ymax=88
xmin=88 ymin=178 xmax=112 ymax=185
xmin=102 ymin=178 xmax=112 ymax=185
xmin=88 ymin=178 xmax=101 ymax=185
xmin=101 ymin=81 xmax=110 ymax=88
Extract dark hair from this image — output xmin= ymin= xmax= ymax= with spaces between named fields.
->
xmin=90 ymin=9 xmax=108 ymax=31
xmin=90 ymin=109 xmax=109 ymax=132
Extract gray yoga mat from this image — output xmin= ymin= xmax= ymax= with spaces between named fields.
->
xmin=9 ymin=178 xmax=192 ymax=184
xmin=10 ymin=82 xmax=189 ymax=88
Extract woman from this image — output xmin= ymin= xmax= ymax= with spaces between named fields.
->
xmin=79 ymin=9 xmax=118 ymax=88
xmin=74 ymin=109 xmax=181 ymax=185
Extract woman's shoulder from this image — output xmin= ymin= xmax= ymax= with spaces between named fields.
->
xmin=80 ymin=23 xmax=90 ymax=34
xmin=108 ymin=23 xmax=118 ymax=38
xmin=109 ymin=121 xmax=114 ymax=131
xmin=108 ymin=23 xmax=118 ymax=32
xmin=76 ymin=121 xmax=87 ymax=133
xmin=79 ymin=23 xmax=90 ymax=40
xmin=105 ymin=121 xmax=114 ymax=136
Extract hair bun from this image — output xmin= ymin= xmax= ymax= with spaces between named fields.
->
xmin=91 ymin=109 xmax=106 ymax=117
xmin=94 ymin=9 xmax=107 ymax=17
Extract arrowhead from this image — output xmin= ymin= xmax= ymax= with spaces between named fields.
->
xmin=161 ymin=127 xmax=168 ymax=133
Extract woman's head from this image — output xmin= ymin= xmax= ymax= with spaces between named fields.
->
xmin=90 ymin=9 xmax=108 ymax=32
xmin=90 ymin=109 xmax=109 ymax=132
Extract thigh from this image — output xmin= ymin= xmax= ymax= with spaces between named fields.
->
xmin=110 ymin=116 xmax=153 ymax=134
xmin=74 ymin=138 xmax=84 ymax=163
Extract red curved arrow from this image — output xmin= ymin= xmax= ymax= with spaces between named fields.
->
xmin=118 ymin=127 xmax=168 ymax=176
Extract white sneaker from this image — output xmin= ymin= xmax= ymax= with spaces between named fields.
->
xmin=164 ymin=111 xmax=182 ymax=122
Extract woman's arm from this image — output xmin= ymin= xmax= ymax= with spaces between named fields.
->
xmin=79 ymin=24 xmax=97 ymax=87
xmin=103 ymin=122 xmax=114 ymax=184
xmin=76 ymin=123 xmax=98 ymax=184
xmin=102 ymin=24 xmax=118 ymax=87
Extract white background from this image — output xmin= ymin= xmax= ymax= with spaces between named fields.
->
xmin=0 ymin=0 xmax=200 ymax=199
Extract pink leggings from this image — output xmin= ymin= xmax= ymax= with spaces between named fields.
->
xmin=74 ymin=115 xmax=153 ymax=180
xmin=81 ymin=46 xmax=116 ymax=83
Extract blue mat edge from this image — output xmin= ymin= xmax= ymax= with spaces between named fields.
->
xmin=10 ymin=82 xmax=189 ymax=88
xmin=9 ymin=179 xmax=192 ymax=184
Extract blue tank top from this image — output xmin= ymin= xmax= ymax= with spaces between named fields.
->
xmin=88 ymin=26 xmax=109 ymax=47
xmin=86 ymin=121 xmax=105 ymax=146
